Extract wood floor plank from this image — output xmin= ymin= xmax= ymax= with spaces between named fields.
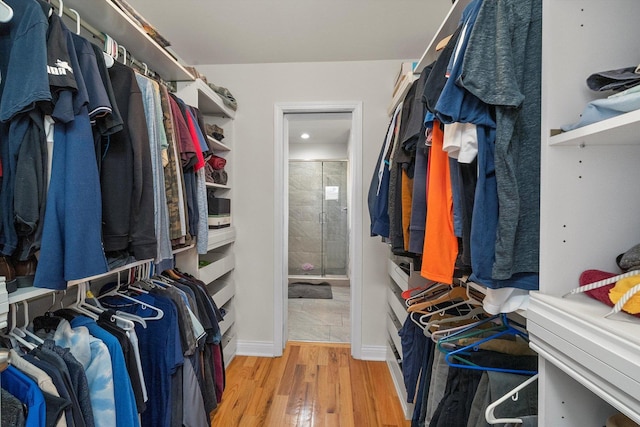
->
xmin=277 ymin=344 xmax=301 ymax=396
xmin=210 ymin=341 xmax=411 ymax=427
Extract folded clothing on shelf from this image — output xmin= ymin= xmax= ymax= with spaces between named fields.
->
xmin=208 ymin=155 xmax=226 ymax=170
xmin=204 ymin=164 xmax=228 ymax=185
xmin=587 ymin=66 xmax=640 ymax=92
xmin=207 ymin=83 xmax=237 ymax=111
xmin=205 ymin=123 xmax=225 ymax=141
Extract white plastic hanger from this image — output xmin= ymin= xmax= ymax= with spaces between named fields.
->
xmin=485 ymin=373 xmax=539 ymax=424
xmin=68 ymin=8 xmax=80 ymax=35
xmin=98 ymin=265 xmax=164 ymax=321
xmin=0 ymin=0 xmax=13 ymax=23
xmin=102 ymin=33 xmax=116 ymax=68
xmin=8 ymin=304 xmax=35 ymax=350
xmin=57 ymin=0 xmax=63 ymax=17
xmin=430 ymin=314 xmax=498 ymax=343
xmin=118 ymin=44 xmax=127 ymax=65
xmin=71 ymin=282 xmax=141 ymax=329
xmin=19 ymin=301 xmax=44 ymax=344
xmin=70 ymin=282 xmax=100 ymax=320
xmin=424 ymin=306 xmax=487 ymax=337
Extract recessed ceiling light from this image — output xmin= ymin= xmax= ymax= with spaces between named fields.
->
xmin=300 ymin=133 xmax=310 ymax=139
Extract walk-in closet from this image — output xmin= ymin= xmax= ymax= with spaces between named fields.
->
xmin=1 ymin=0 xmax=640 ymax=426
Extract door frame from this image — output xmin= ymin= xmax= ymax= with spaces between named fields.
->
xmin=273 ymin=101 xmax=363 ymax=358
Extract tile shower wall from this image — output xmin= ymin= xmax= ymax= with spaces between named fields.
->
xmin=289 ymin=161 xmax=348 ymax=276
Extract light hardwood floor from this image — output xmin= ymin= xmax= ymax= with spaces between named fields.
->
xmin=210 ymin=341 xmax=411 ymax=427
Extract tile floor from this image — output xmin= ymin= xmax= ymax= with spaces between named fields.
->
xmin=288 ymin=285 xmax=350 ymax=343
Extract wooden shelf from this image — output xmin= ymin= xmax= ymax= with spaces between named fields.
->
xmin=388 ymin=259 xmax=410 ymax=292
xmin=207 ymin=135 xmax=230 ymax=152
xmin=222 ymin=331 xmax=237 ymax=364
xmin=206 ymin=182 xmax=231 ymax=191
xmin=172 ymin=244 xmax=195 ymax=255
xmin=177 ymin=79 xmax=236 ymax=119
xmin=528 ymin=292 xmax=640 ymax=423
xmin=387 ymin=286 xmax=408 ymax=326
xmin=549 ymin=109 xmax=640 ymax=147
xmin=62 ymin=0 xmax=194 ymax=81
xmin=386 ymin=339 xmax=414 ymax=420
xmin=7 ymin=258 xmax=154 ymax=305
xmin=212 ymin=280 xmax=235 ymax=308
xmin=219 ymin=305 xmax=235 ymax=337
xmin=387 ymin=73 xmax=416 ymax=116
xmin=208 ymin=227 xmax=236 ymax=251
xmin=198 ymin=253 xmax=235 ymax=285
xmin=386 ymin=312 xmax=403 ymax=359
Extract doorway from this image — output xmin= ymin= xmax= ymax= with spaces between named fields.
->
xmin=273 ymin=102 xmax=363 ymax=357
xmin=287 ymin=116 xmax=350 ymax=340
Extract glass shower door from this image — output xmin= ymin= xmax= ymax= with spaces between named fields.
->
xmin=288 ymin=161 xmax=348 ymax=277
xmin=321 ymin=161 xmax=348 ymax=276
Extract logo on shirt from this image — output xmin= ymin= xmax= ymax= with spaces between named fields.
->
xmin=47 ymin=59 xmax=74 ymax=76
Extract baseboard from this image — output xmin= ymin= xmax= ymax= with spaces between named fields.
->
xmin=359 ymin=345 xmax=387 ymax=361
xmin=236 ymin=340 xmax=277 ymax=357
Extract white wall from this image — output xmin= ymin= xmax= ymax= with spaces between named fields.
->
xmin=289 ymin=142 xmax=348 ymax=160
xmin=199 ymin=60 xmax=401 ymax=354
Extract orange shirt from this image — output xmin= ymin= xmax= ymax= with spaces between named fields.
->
xmin=421 ymin=120 xmax=458 ymax=284
xmin=401 ymin=169 xmax=414 ymax=251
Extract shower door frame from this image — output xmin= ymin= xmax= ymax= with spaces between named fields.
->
xmin=288 ymin=159 xmax=349 ymax=279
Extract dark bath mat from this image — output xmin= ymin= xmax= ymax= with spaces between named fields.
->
xmin=288 ymin=281 xmax=333 ymax=299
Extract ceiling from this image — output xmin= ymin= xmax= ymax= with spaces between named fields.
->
xmin=287 ymin=113 xmax=352 ymax=145
xmin=125 ymin=0 xmax=454 ymax=66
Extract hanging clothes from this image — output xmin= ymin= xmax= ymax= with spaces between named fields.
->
xmin=459 ymin=0 xmax=542 ymax=287
xmin=135 ymin=74 xmax=174 ymax=271
xmin=101 ymin=60 xmax=157 ymax=261
xmin=421 ymin=120 xmax=457 ymax=285
xmin=0 ymin=0 xmax=51 ymax=260
xmin=35 ymin=14 xmax=108 ymax=290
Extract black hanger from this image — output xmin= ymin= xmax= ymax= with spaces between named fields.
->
xmin=54 ymin=308 xmax=80 ymax=322
xmin=32 ymin=311 xmax=63 ymax=333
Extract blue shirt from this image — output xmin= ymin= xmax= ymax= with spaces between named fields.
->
xmin=2 ymin=366 xmax=47 ymax=427
xmin=34 ymin=18 xmax=108 ymax=290
xmin=434 ymin=0 xmax=489 ymax=126
xmin=101 ymin=292 xmax=184 ymax=427
xmin=54 ymin=319 xmax=116 ymax=427
xmin=71 ymin=315 xmax=141 ymax=427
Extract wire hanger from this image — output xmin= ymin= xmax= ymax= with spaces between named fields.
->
xmin=0 ymin=0 xmax=13 ymax=23
xmin=424 ymin=306 xmax=488 ymax=337
xmin=440 ymin=313 xmax=537 ymax=376
xmin=405 ymin=282 xmax=451 ymax=307
xmin=418 ymin=285 xmax=484 ymax=326
xmin=408 ymin=285 xmax=469 ymax=313
xmin=430 ymin=316 xmax=490 ymax=343
xmin=485 ymin=373 xmax=539 ymax=424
